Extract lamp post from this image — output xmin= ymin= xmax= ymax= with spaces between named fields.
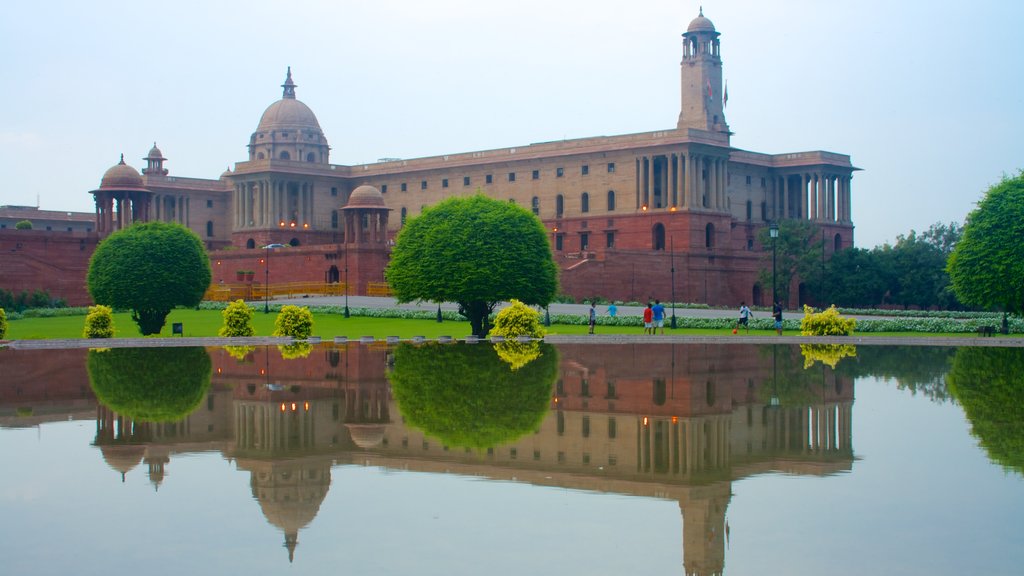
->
xmin=343 ymin=247 xmax=350 ymax=318
xmin=262 ymin=244 xmax=286 ymax=314
xmin=670 ymin=235 xmax=677 ymax=329
xmin=769 ymin=222 xmax=779 ymax=307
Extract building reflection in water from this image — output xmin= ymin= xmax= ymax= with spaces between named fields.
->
xmin=0 ymin=342 xmax=854 ymax=574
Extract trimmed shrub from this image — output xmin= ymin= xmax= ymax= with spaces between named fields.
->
xmin=800 ymin=305 xmax=856 ymax=336
xmin=0 ymin=307 xmax=6 ymax=339
xmin=14 ymin=220 xmax=32 ymax=230
xmin=489 ymin=299 xmax=545 ymax=339
xmin=273 ymin=305 xmax=313 ymax=339
xmin=83 ymin=305 xmax=115 ymax=338
xmin=219 ymin=299 xmax=255 ymax=337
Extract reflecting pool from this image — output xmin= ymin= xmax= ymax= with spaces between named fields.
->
xmin=0 ymin=342 xmax=1021 ymax=575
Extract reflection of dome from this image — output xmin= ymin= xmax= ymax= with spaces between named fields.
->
xmin=99 ymin=444 xmax=145 ymax=480
xmin=98 ymin=155 xmax=147 ymax=191
xmin=345 ymin=185 xmax=386 ymax=209
xmin=248 ymin=461 xmax=331 ymax=563
xmin=346 ymin=423 xmax=387 ymax=448
xmin=687 ymin=8 xmax=716 ymax=33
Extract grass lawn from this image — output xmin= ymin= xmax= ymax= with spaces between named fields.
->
xmin=2 ymin=308 xmax=985 ymax=340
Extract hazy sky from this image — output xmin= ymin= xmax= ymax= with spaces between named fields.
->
xmin=2 ymin=0 xmax=1022 ymax=248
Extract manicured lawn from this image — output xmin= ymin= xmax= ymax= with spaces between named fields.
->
xmin=2 ymin=308 xmax=985 ymax=340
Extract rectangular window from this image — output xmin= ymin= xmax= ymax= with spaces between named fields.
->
xmin=206 ymin=199 xmax=213 ymax=208
xmin=532 ymin=169 xmax=539 ymax=180
xmin=442 ymin=179 xmax=449 ymax=188
xmin=556 ymin=167 xmax=564 ymax=177
xmin=381 ymin=184 xmax=388 ymax=193
xmin=746 ymin=175 xmax=752 ymax=185
xmin=508 ymin=172 xmax=516 ymax=182
xmin=331 ymin=187 xmax=338 ymax=197
xmin=533 ymin=450 xmax=541 ymax=461
xmin=582 ymin=164 xmax=589 ymax=175
xmin=510 ymin=448 xmax=517 ymax=459
xmin=761 ymin=177 xmax=767 ymax=187
xmin=606 ymin=232 xmax=615 ymax=248
xmin=555 ymin=235 xmax=563 ymax=251
xmin=486 ymin=174 xmax=493 ymax=184
xmin=608 ymin=417 xmax=617 ymax=438
xmin=421 ymin=180 xmax=427 ymax=190
xmin=607 ymin=162 xmax=616 ymax=173
xmin=463 ymin=176 xmax=470 ymax=186
xmin=582 ymin=416 xmax=590 ymax=438
xmin=401 ymin=182 xmax=407 ymax=192
xmin=580 ymin=233 xmax=589 ymax=251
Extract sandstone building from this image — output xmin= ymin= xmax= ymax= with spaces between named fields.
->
xmin=0 ymin=10 xmax=856 ymax=307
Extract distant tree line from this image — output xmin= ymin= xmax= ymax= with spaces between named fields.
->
xmin=0 ymin=288 xmax=66 ymax=312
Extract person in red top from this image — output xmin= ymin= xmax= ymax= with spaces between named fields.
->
xmin=643 ymin=303 xmax=654 ymax=335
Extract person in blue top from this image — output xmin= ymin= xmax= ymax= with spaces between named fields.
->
xmin=651 ymin=299 xmax=666 ymax=335
xmin=607 ymin=303 xmax=617 ymax=317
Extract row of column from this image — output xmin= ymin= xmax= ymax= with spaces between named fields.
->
xmin=769 ymin=173 xmax=852 ymax=223
xmin=761 ymin=401 xmax=853 ymax=453
xmin=234 ymin=180 xmax=315 ymax=230
xmin=638 ymin=415 xmax=731 ymax=477
xmin=636 ymin=153 xmax=728 ymax=212
xmin=342 ymin=209 xmax=389 ymax=245
xmin=152 ymin=194 xmax=190 ymax=225
xmin=93 ymin=191 xmax=153 ymax=236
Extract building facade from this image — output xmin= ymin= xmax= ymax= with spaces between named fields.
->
xmin=1 ymin=10 xmax=856 ymax=307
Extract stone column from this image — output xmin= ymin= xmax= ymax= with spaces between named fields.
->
xmin=680 ymin=153 xmax=688 ymax=208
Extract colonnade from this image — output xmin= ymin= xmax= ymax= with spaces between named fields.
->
xmin=93 ymin=191 xmax=153 ymax=235
xmin=233 ymin=179 xmax=315 ymax=229
xmin=341 ymin=208 xmax=389 ymax=245
xmin=768 ymin=172 xmax=852 ymax=223
xmin=152 ymin=194 xmax=190 ymax=226
xmin=636 ymin=152 xmax=728 ymax=212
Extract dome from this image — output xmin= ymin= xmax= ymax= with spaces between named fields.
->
xmin=98 ymin=154 xmax=146 ymax=190
xmin=343 ymin=185 xmax=387 ymax=209
xmin=345 ymin=424 xmax=387 ymax=449
xmin=146 ymin=142 xmax=164 ymax=159
xmin=686 ymin=8 xmax=716 ymax=33
xmin=99 ymin=444 xmax=145 ymax=476
xmin=256 ymin=98 xmax=322 ymax=133
xmin=255 ymin=67 xmax=322 ymax=133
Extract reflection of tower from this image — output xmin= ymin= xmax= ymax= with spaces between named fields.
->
xmin=144 ymin=446 xmax=171 ymax=490
xmin=243 ymin=458 xmax=331 ymax=563
xmin=95 ymin=405 xmax=153 ymax=482
xmin=680 ymin=482 xmax=730 ymax=576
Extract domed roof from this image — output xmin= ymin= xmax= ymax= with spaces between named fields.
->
xmin=98 ymin=154 xmax=147 ymax=190
xmin=343 ymin=185 xmax=387 ymax=209
xmin=99 ymin=444 xmax=145 ymax=475
xmin=146 ymin=142 xmax=164 ymax=159
xmin=346 ymin=424 xmax=387 ymax=449
xmin=686 ymin=8 xmax=716 ymax=33
xmin=255 ymin=67 xmax=323 ymax=133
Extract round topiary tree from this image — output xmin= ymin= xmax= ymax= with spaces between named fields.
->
xmin=87 ymin=221 xmax=211 ymax=335
xmin=87 ymin=347 xmax=212 ymax=422
xmin=219 ymin=299 xmax=255 ymax=337
xmin=0 ymin=307 xmax=7 ymax=340
xmin=273 ymin=305 xmax=313 ymax=339
xmin=83 ymin=304 xmax=115 ymax=338
xmin=14 ymin=220 xmax=32 ymax=230
xmin=386 ymin=194 xmax=558 ymax=337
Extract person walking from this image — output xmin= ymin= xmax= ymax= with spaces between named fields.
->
xmin=642 ymin=302 xmax=654 ymax=335
xmin=607 ymin=302 xmax=617 ymax=317
xmin=588 ymin=302 xmax=597 ymax=334
xmin=735 ymin=302 xmax=752 ymax=334
xmin=651 ymin=299 xmax=666 ymax=335
xmin=773 ymin=301 xmax=783 ymax=335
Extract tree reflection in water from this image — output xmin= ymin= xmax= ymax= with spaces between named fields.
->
xmin=87 ymin=347 xmax=212 ymax=422
xmin=947 ymin=347 xmax=1024 ymax=475
xmin=389 ymin=342 xmax=559 ymax=450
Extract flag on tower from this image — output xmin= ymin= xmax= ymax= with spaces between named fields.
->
xmin=724 ymin=80 xmax=729 ymax=107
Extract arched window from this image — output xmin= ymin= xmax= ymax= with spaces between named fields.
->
xmin=279 ymin=151 xmax=290 ymax=160
xmin=246 ymin=238 xmax=255 ymax=249
xmin=401 ymin=207 xmax=407 ymax=225
xmin=607 ymin=190 xmax=616 ymax=211
xmin=556 ymin=194 xmax=564 ymax=217
xmin=206 ymin=221 xmax=213 ymax=237
xmin=581 ymin=192 xmax=590 ymax=213
xmin=834 ymin=233 xmax=842 ymax=252
xmin=531 ymin=196 xmax=540 ymax=215
xmin=257 ymin=152 xmax=265 ymax=160
xmin=705 ymin=223 xmax=715 ymax=248
xmin=653 ymin=223 xmax=666 ymax=251
xmin=306 ymin=153 xmax=315 ymax=162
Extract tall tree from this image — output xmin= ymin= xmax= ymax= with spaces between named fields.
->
xmin=386 ymin=194 xmax=558 ymax=336
xmin=87 ymin=221 xmax=212 ymax=335
xmin=948 ymin=171 xmax=1024 ymax=316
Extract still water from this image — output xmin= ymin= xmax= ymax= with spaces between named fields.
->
xmin=0 ymin=342 xmax=1020 ymax=575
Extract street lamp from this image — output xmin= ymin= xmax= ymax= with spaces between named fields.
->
xmin=670 ymin=235 xmax=677 ymax=329
xmin=769 ymin=222 xmax=779 ymax=307
xmin=262 ymin=243 xmax=287 ymax=314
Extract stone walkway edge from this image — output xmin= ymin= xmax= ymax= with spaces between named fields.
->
xmin=4 ymin=334 xmax=1024 ymax=350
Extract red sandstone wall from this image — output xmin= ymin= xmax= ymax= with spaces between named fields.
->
xmin=0 ymin=230 xmax=97 ymax=306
